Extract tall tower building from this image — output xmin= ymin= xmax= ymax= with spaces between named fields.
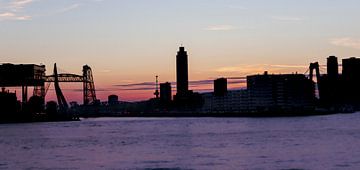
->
xmin=176 ymin=46 xmax=189 ymax=96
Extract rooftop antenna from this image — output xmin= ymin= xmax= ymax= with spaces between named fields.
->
xmin=154 ymin=75 xmax=159 ymax=99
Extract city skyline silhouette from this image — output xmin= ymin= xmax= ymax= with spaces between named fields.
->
xmin=2 ymin=46 xmax=360 ymax=103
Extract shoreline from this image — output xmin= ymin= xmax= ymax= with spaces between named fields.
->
xmin=80 ymin=110 xmax=343 ymax=118
xmin=1 ymin=110 xmax=355 ymax=124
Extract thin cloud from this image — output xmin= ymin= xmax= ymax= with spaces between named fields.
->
xmin=0 ymin=0 xmax=34 ymax=21
xmin=271 ymin=16 xmax=304 ymax=22
xmin=205 ymin=25 xmax=237 ymax=31
xmin=11 ymin=0 xmax=33 ymax=6
xmin=330 ymin=37 xmax=360 ymax=50
xmin=0 ymin=1 xmax=94 ymax=21
xmin=55 ymin=3 xmax=81 ymax=14
xmin=114 ymin=82 xmax=155 ymax=87
xmin=228 ymin=80 xmax=246 ymax=84
xmin=9 ymin=0 xmax=34 ymax=11
xmin=189 ymin=80 xmax=213 ymax=86
xmin=14 ymin=15 xmax=30 ymax=20
xmin=0 ymin=12 xmax=31 ymax=20
xmin=118 ymin=87 xmax=156 ymax=91
xmin=226 ymin=5 xmax=247 ymax=10
xmin=227 ymin=77 xmax=246 ymax=80
xmin=0 ymin=12 xmax=15 ymax=17
xmin=190 ymin=79 xmax=245 ymax=86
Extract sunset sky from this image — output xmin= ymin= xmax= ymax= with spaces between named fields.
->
xmin=1 ymin=0 xmax=360 ymax=102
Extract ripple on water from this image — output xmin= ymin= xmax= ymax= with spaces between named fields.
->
xmin=141 ymin=168 xmax=185 ymax=170
xmin=335 ymin=164 xmax=350 ymax=168
xmin=0 ymin=163 xmax=7 ymax=168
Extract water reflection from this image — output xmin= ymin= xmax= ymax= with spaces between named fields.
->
xmin=1 ymin=113 xmax=360 ymax=169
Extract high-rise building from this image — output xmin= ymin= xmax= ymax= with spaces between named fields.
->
xmin=176 ymin=46 xmax=189 ymax=96
xmin=319 ymin=56 xmax=340 ymax=106
xmin=160 ymin=82 xmax=172 ymax=103
xmin=342 ymin=57 xmax=360 ymax=80
xmin=327 ymin=56 xmax=339 ymax=79
xmin=214 ymin=78 xmax=227 ymax=96
xmin=342 ymin=57 xmax=360 ymax=106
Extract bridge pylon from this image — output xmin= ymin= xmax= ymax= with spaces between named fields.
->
xmin=83 ymin=65 xmax=97 ymax=105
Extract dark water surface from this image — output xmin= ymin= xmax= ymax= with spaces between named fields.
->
xmin=1 ymin=113 xmax=360 ymax=169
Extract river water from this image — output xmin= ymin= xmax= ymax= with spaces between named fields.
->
xmin=1 ymin=113 xmax=360 ymax=170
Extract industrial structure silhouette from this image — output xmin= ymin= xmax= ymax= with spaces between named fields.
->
xmin=0 ymin=63 xmax=96 ymax=122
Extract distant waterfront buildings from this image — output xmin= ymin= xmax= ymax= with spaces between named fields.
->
xmin=247 ymin=72 xmax=315 ymax=112
xmin=201 ymin=90 xmax=249 ymax=113
xmin=201 ymin=72 xmax=315 ymax=113
xmin=108 ymin=95 xmax=119 ymax=105
xmin=201 ymin=56 xmax=360 ymax=114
